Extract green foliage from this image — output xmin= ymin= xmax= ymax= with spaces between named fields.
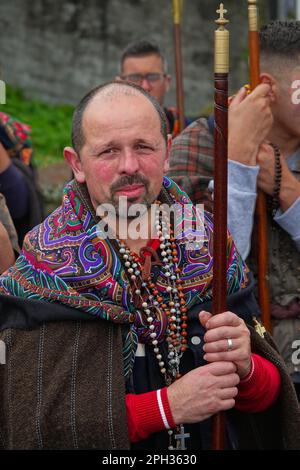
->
xmin=2 ymin=85 xmax=74 ymax=168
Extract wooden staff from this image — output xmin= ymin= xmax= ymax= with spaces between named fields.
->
xmin=172 ymin=0 xmax=185 ymax=133
xmin=212 ymin=3 xmax=229 ymax=450
xmin=248 ymin=0 xmax=271 ymax=332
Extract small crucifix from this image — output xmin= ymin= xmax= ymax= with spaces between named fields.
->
xmin=175 ymin=424 xmax=190 ymax=450
xmin=217 ymin=3 xmax=227 ymax=20
xmin=253 ymin=317 xmax=267 ymax=338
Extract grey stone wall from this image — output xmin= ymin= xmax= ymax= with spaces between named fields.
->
xmin=0 ymin=0 xmax=268 ymax=115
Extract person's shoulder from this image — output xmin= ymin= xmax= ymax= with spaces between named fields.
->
xmin=169 ymin=116 xmax=214 ymax=169
xmin=176 ymin=117 xmax=210 ymax=138
xmin=171 ymin=117 xmax=213 ymax=150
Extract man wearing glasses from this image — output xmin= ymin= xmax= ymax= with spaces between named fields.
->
xmin=116 ymin=40 xmax=189 ymax=136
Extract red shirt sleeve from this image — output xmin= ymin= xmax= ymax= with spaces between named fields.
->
xmin=126 ymin=387 xmax=176 ymax=443
xmin=235 ymin=353 xmax=281 ymax=413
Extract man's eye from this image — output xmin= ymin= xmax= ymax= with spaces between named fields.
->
xmin=136 ymin=144 xmax=153 ymax=151
xmin=127 ymin=74 xmax=141 ymax=82
xmin=100 ymin=148 xmax=118 ymax=156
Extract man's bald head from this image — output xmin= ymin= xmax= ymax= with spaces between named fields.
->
xmin=71 ymin=81 xmax=168 ymax=155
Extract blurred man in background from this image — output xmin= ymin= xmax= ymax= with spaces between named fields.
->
xmin=116 ymin=39 xmax=190 ymax=136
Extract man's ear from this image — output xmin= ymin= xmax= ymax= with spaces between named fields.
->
xmin=163 ymin=134 xmax=172 ymax=173
xmin=64 ymin=147 xmax=86 ymax=183
xmin=260 ymin=72 xmax=277 ymax=100
xmin=164 ymin=74 xmax=171 ymax=93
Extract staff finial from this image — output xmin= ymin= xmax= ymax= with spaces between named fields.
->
xmin=214 ymin=3 xmax=229 ymax=74
xmin=248 ymin=0 xmax=259 ymax=32
xmin=216 ymin=3 xmax=229 ymax=28
xmin=172 ymin=0 xmax=184 ymax=25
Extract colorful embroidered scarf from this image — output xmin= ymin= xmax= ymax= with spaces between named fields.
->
xmin=0 ymin=177 xmax=248 ymax=377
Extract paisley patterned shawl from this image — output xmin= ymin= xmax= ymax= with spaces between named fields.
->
xmin=0 ymin=176 xmax=248 ymax=376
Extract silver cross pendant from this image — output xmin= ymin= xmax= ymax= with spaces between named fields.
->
xmin=175 ymin=424 xmax=190 ymax=450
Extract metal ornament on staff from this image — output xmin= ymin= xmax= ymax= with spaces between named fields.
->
xmin=248 ymin=0 xmax=260 ymax=88
xmin=212 ymin=2 xmax=229 ymax=451
xmin=172 ymin=0 xmax=185 ymax=134
xmin=248 ymin=0 xmax=271 ymax=333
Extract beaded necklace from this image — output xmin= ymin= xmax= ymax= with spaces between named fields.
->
xmin=117 ymin=201 xmax=187 ymax=384
xmin=267 ymin=142 xmax=282 ymax=217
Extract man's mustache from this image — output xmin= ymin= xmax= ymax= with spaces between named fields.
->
xmin=110 ymin=174 xmax=149 ymax=193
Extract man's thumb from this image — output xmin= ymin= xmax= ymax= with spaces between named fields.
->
xmin=229 ymin=86 xmax=248 ymax=107
xmin=199 ymin=310 xmax=212 ymax=328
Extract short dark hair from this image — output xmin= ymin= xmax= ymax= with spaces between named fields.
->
xmin=260 ymin=20 xmax=300 ymax=59
xmin=71 ymin=81 xmax=168 ymax=155
xmin=120 ymin=39 xmax=168 ymax=73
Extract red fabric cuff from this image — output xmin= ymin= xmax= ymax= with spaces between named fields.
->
xmin=235 ymin=353 xmax=281 ymax=413
xmin=126 ymin=388 xmax=176 ymax=443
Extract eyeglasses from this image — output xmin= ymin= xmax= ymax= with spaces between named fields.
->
xmin=120 ymin=73 xmax=166 ymax=84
